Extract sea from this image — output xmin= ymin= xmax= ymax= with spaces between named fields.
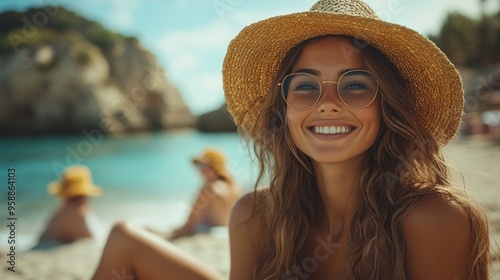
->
xmin=0 ymin=130 xmax=259 ymax=251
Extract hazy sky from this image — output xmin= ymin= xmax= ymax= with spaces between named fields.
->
xmin=1 ymin=0 xmax=498 ymax=115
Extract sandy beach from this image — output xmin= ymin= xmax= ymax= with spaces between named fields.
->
xmin=444 ymin=138 xmax=500 ymax=279
xmin=0 ymin=232 xmax=230 ymax=280
xmin=1 ymin=138 xmax=499 ymax=279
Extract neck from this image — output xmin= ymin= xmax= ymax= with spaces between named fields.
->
xmin=313 ymin=159 xmax=362 ymax=242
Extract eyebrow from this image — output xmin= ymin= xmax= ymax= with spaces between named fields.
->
xmin=293 ymin=68 xmax=361 ymax=76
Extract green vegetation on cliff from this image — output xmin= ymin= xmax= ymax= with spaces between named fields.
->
xmin=0 ymin=6 xmax=136 ymax=54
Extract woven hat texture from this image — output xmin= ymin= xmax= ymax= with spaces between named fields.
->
xmin=223 ymin=0 xmax=463 ymax=144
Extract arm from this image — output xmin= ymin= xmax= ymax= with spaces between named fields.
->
xmin=38 ymin=217 xmax=57 ymax=243
xmin=229 ymin=192 xmax=258 ymax=280
xmin=170 ymin=185 xmax=215 ymax=238
xmin=403 ymin=194 xmax=473 ymax=280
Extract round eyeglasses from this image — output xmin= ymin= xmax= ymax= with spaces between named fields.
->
xmin=279 ymin=70 xmax=379 ymax=110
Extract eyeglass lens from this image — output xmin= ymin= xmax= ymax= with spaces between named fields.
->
xmin=281 ymin=70 xmax=378 ymax=109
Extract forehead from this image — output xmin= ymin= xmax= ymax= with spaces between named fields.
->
xmin=292 ymin=37 xmax=367 ymax=72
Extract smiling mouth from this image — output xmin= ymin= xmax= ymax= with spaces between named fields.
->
xmin=310 ymin=126 xmax=354 ymax=135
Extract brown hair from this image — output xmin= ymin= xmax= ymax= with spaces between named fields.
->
xmin=242 ymin=35 xmax=490 ymax=279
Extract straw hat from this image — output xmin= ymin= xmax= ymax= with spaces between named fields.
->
xmin=192 ymin=149 xmax=230 ymax=180
xmin=48 ymin=166 xmax=102 ymax=200
xmin=223 ymin=0 xmax=463 ymax=144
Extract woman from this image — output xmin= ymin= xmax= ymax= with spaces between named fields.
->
xmin=169 ymin=149 xmax=241 ymax=239
xmin=227 ymin=35 xmax=489 ymax=279
xmin=92 ymin=0 xmax=490 ymax=279
xmin=35 ymin=165 xmax=103 ymax=249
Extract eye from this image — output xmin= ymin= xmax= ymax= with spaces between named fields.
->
xmin=340 ymin=71 xmax=377 ymax=93
xmin=343 ymin=81 xmax=367 ymax=91
xmin=294 ymin=81 xmax=319 ymax=91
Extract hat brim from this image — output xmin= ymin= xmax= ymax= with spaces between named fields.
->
xmin=192 ymin=159 xmax=231 ymax=180
xmin=223 ymin=12 xmax=463 ymax=144
xmin=48 ymin=181 xmax=102 ymax=199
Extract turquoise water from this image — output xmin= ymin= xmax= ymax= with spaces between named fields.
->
xmin=0 ymin=130 xmax=257 ymax=250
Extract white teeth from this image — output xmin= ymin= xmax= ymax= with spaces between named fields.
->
xmin=314 ymin=126 xmax=352 ymax=135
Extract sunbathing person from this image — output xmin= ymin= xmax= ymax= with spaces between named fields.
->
xmin=169 ymin=149 xmax=241 ymax=239
xmin=34 ymin=165 xmax=103 ymax=249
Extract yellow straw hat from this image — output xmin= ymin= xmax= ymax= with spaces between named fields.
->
xmin=223 ymin=0 xmax=463 ymax=144
xmin=192 ymin=149 xmax=231 ymax=180
xmin=48 ymin=165 xmax=102 ymax=200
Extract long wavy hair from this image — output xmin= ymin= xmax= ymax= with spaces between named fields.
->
xmin=241 ymin=35 xmax=490 ymax=279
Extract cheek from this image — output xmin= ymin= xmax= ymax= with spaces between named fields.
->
xmin=287 ymin=122 xmax=300 ymax=144
xmin=201 ymin=168 xmax=212 ymax=177
xmin=359 ymin=104 xmax=382 ymax=138
xmin=286 ymin=109 xmax=300 ymax=131
xmin=286 ymin=109 xmax=308 ymax=147
xmin=286 ymin=107 xmax=307 ymax=126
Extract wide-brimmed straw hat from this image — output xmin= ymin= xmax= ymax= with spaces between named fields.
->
xmin=48 ymin=165 xmax=102 ymax=200
xmin=223 ymin=0 xmax=463 ymax=144
xmin=192 ymin=149 xmax=231 ymax=180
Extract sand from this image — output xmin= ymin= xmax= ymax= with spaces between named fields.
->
xmin=1 ymin=138 xmax=499 ymax=279
xmin=0 ymin=232 xmax=230 ymax=280
xmin=444 ymin=138 xmax=500 ymax=279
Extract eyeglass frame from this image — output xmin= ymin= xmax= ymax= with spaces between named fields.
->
xmin=278 ymin=69 xmax=379 ymax=110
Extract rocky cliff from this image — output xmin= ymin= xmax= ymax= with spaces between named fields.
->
xmin=197 ymin=103 xmax=237 ymax=132
xmin=0 ymin=6 xmax=194 ymax=136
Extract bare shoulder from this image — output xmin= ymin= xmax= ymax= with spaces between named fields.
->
xmin=403 ymin=193 xmax=470 ymax=233
xmin=403 ymin=193 xmax=473 ymax=279
xmin=229 ymin=187 xmax=270 ymax=280
xmin=229 ymin=186 xmax=270 ymax=229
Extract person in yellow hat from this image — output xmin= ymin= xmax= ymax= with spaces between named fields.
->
xmin=91 ymin=1 xmax=489 ymax=279
xmin=169 ymin=149 xmax=241 ymax=239
xmin=34 ymin=165 xmax=103 ymax=249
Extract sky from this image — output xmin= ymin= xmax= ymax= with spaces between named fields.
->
xmin=0 ymin=0 xmax=498 ymax=115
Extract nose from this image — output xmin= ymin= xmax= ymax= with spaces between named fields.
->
xmin=316 ymin=82 xmax=343 ymax=113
